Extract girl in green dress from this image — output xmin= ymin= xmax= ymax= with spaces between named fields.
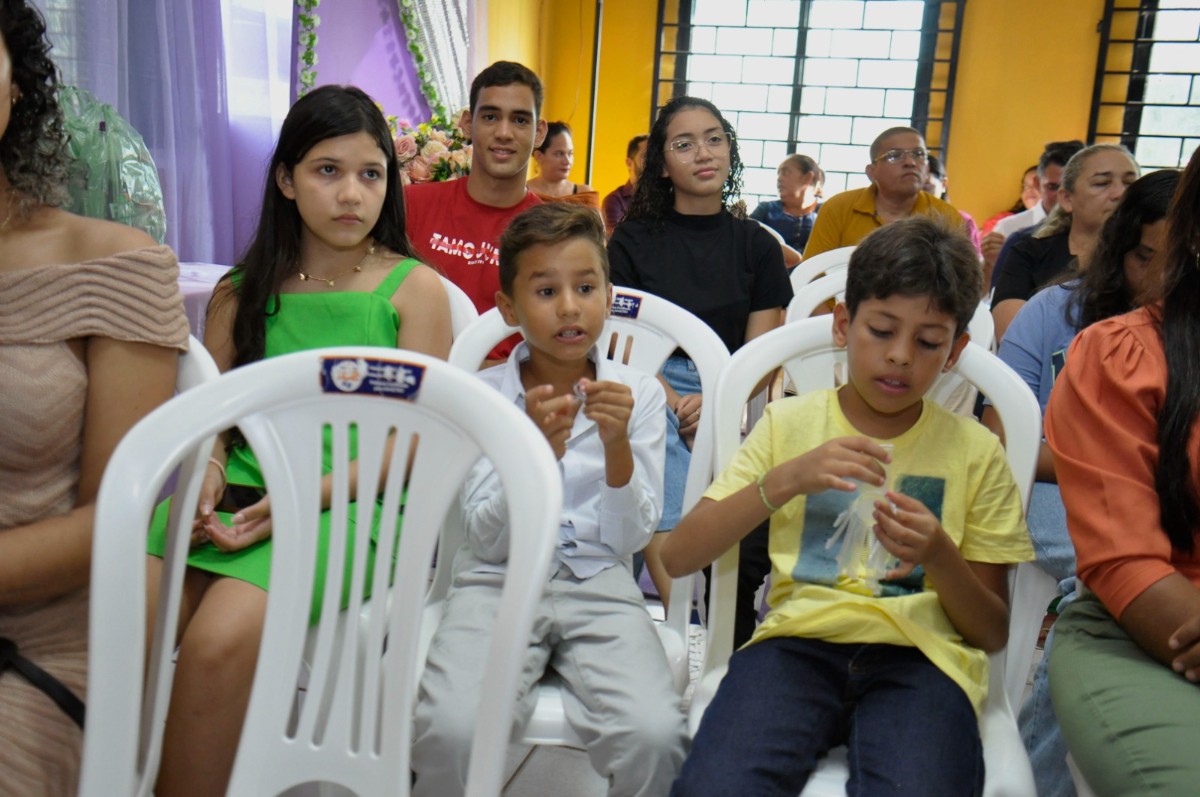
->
xmin=146 ymin=85 xmax=452 ymax=797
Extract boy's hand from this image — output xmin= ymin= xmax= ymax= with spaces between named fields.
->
xmin=872 ymin=490 xmax=952 ymax=568
xmin=525 ymin=384 xmax=582 ymax=460
xmin=781 ymin=436 xmax=890 ymax=496
xmin=205 ymin=494 xmax=273 ymax=552
xmin=577 ymin=378 xmax=634 ymax=446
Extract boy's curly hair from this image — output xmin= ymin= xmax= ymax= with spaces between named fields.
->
xmin=0 ymin=0 xmax=71 ymax=211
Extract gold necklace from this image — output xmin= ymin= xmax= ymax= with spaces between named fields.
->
xmin=296 ymin=241 xmax=375 ymax=288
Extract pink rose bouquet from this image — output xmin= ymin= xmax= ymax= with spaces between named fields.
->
xmin=389 ymin=111 xmax=471 ymax=185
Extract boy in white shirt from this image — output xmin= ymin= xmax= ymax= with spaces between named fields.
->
xmin=412 ymin=203 xmax=686 ymax=797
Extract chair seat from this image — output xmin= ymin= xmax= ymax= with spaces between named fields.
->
xmin=520 ymin=617 xmax=688 ymax=746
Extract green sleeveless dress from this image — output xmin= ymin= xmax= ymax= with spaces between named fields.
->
xmin=146 ymin=259 xmax=420 ymax=623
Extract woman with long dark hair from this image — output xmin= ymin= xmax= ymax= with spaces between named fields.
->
xmin=608 ymin=96 xmax=791 ymax=628
xmin=1 ymin=2 xmax=186 ymax=793
xmin=983 ymin=168 xmax=1178 ymax=797
xmin=144 ymin=84 xmax=451 ymax=797
xmin=1044 ymin=146 xmax=1200 ymax=794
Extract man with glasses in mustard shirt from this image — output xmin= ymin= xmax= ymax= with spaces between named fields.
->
xmin=803 ymin=127 xmax=964 ymax=261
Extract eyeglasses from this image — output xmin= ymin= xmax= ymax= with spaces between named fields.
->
xmin=874 ymin=147 xmax=928 ymax=165
xmin=666 ymin=132 xmax=733 ymax=163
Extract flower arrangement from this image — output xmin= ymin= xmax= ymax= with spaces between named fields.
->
xmin=391 ymin=113 xmax=471 ymax=185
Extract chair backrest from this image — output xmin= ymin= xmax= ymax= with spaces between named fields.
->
xmin=443 ymin=287 xmax=731 ymax=637
xmin=439 ymin=275 xmax=480 ymax=339
xmin=787 ymin=244 xmax=854 ymax=291
xmin=781 ymin=286 xmax=996 ymax=406
xmin=82 ymin=347 xmax=562 ymax=797
xmin=703 ymin=316 xmax=1040 ymax=679
xmin=178 ymin=334 xmax=221 ymax=390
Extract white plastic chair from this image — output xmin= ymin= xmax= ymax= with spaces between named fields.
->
xmin=179 ymin=333 xmax=221 ymax=390
xmin=439 ymin=286 xmax=730 ymax=746
xmin=695 ymin=316 xmax=1041 ymax=796
xmin=439 ymin=274 xmax=479 ymax=338
xmin=82 ymin=346 xmax=562 ymax=797
xmin=787 ymin=244 xmax=854 ymax=292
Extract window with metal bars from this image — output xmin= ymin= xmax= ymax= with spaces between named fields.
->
xmin=652 ymin=0 xmax=966 ymax=212
xmin=1090 ymin=0 xmax=1200 ymax=170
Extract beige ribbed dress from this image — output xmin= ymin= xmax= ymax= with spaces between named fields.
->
xmin=0 ymin=245 xmax=188 ymax=796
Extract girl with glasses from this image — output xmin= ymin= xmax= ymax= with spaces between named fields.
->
xmin=607 ymin=96 xmax=791 ymax=636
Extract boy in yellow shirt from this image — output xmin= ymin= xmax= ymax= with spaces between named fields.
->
xmin=664 ymin=217 xmax=1032 ymax=796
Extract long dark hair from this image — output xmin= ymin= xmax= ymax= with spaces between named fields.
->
xmin=1155 ymin=145 xmax=1200 ymax=553
xmin=222 ymin=85 xmax=416 ymax=368
xmin=0 ymin=0 xmax=71 ymax=210
xmin=623 ymin=96 xmax=743 ymax=229
xmin=1066 ymin=169 xmax=1179 ymax=329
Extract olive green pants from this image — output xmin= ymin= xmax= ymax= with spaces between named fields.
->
xmin=1049 ymin=588 xmax=1200 ymax=796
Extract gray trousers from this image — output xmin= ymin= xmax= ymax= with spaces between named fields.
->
xmin=412 ymin=561 xmax=687 ymax=797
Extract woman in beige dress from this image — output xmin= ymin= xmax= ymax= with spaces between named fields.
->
xmin=0 ymin=4 xmax=187 ymax=794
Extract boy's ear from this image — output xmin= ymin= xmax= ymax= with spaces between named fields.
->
xmin=942 ymin=332 xmax=971 ymax=372
xmin=459 ymin=107 xmax=473 ymax=140
xmin=276 ymin=164 xmax=295 ymax=200
xmin=495 ymin=289 xmax=519 ymax=327
xmin=533 ymin=119 xmax=548 ymax=150
xmin=831 ymin=302 xmax=851 ymax=347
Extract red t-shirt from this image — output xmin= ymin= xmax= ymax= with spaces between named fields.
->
xmin=404 ymin=178 xmax=541 ymax=315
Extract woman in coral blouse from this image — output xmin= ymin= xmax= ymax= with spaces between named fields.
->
xmin=1044 ymin=144 xmax=1200 ymax=795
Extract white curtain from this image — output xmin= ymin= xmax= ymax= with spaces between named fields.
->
xmin=400 ymin=0 xmax=470 ymax=116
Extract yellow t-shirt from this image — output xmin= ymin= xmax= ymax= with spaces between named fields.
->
xmin=705 ymin=389 xmax=1033 ymax=712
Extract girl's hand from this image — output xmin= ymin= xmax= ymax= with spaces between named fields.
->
xmin=872 ymin=490 xmax=951 ymax=568
xmin=578 ymin=378 xmax=633 ymax=446
xmin=206 ymin=494 xmax=273 ymax=552
xmin=675 ymin=393 xmax=703 ymax=439
xmin=190 ymin=460 xmax=227 ymax=548
xmin=1169 ymin=616 xmax=1200 ymax=683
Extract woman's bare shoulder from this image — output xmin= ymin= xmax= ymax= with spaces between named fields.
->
xmin=47 ymin=208 xmax=160 ymax=261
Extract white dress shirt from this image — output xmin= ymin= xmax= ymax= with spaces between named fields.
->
xmin=461 ymin=342 xmax=667 ymax=578
xmin=993 ymin=202 xmax=1048 ymax=239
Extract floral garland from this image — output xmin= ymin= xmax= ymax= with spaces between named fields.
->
xmin=295 ymin=0 xmax=320 ymax=96
xmin=390 ymin=113 xmax=471 ymax=184
xmin=396 ymin=0 xmax=449 ymax=119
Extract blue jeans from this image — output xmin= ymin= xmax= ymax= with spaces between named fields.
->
xmin=1016 ymin=481 xmax=1078 ymax=797
xmin=658 ymin=355 xmax=701 ymax=531
xmin=673 ymin=637 xmax=983 ymax=797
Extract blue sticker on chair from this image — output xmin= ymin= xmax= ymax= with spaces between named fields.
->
xmin=611 ymin=292 xmax=641 ymax=319
xmin=320 ymin=356 xmax=424 ymax=401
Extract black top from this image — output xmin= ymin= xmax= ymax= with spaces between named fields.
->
xmin=607 ymin=209 xmax=792 ymax=353
xmin=992 ymin=231 xmax=1075 ymax=306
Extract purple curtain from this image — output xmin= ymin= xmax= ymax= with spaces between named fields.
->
xmin=33 ymin=0 xmax=291 ymax=265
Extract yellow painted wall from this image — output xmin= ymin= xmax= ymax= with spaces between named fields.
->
xmin=497 ymin=0 xmax=1110 ymax=220
xmin=949 ymin=0 xmax=1106 ymax=222
xmin=532 ymin=0 xmax=658 ymax=196
xmin=486 ymin=0 xmax=541 ymax=76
